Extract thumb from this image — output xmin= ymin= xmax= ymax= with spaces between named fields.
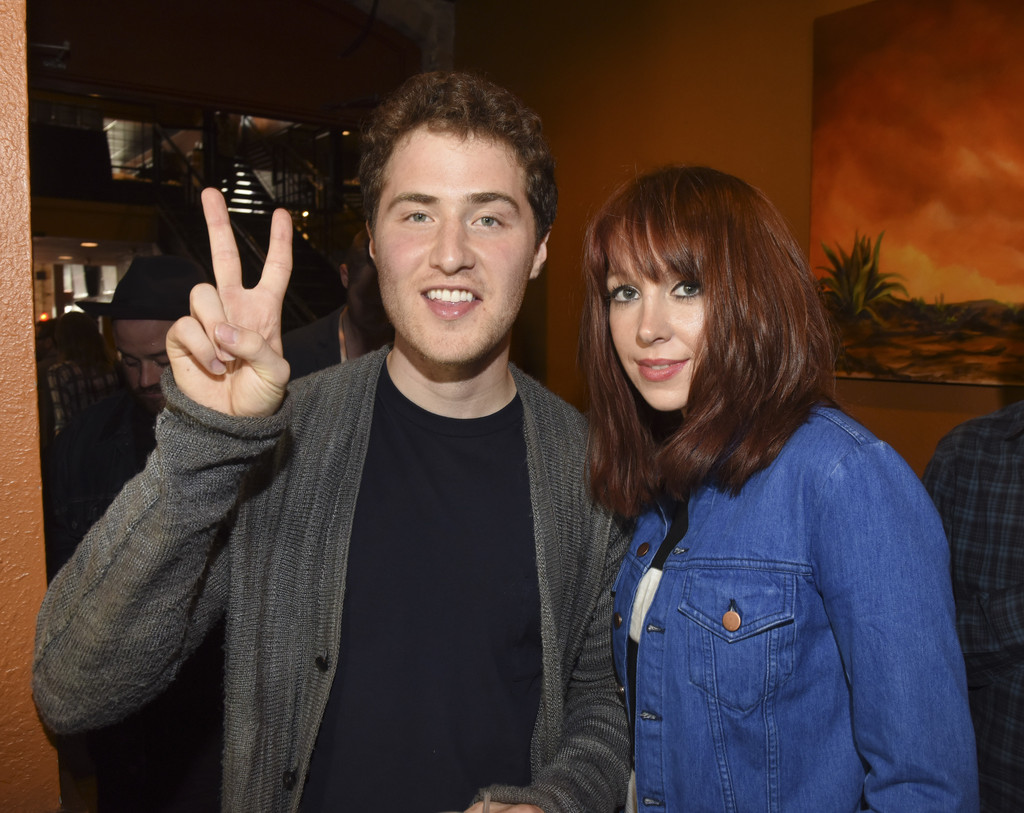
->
xmin=214 ymin=322 xmax=291 ymax=386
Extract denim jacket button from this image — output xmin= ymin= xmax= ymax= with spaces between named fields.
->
xmin=613 ymin=612 xmax=624 ymax=628
xmin=722 ymin=609 xmax=741 ymax=631
xmin=636 ymin=542 xmax=650 ymax=556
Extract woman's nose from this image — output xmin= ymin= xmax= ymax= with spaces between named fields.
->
xmin=637 ymin=300 xmax=671 ymax=345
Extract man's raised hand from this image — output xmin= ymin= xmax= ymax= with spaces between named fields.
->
xmin=166 ymin=188 xmax=293 ymax=417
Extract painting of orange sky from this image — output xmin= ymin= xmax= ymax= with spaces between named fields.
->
xmin=811 ymin=0 xmax=1024 ymax=305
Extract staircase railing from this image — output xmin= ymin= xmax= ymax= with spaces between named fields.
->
xmin=239 ymin=116 xmax=326 ymax=214
xmin=153 ymin=123 xmax=317 ymax=328
xmin=234 ymin=116 xmax=365 ymax=260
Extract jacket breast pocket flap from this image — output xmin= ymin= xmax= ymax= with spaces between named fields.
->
xmin=678 ymin=567 xmax=796 ymax=711
xmin=679 ymin=567 xmax=796 ymax=642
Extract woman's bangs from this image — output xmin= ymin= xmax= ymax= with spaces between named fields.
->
xmin=602 ymin=214 xmax=682 ymax=285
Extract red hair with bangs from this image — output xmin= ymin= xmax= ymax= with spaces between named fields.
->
xmin=579 ymin=166 xmax=838 ymax=517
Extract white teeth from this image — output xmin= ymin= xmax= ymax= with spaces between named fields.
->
xmin=427 ymin=289 xmax=475 ymax=302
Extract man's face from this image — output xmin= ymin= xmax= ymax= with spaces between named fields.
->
xmin=368 ymin=128 xmax=548 ymax=378
xmin=112 ymin=319 xmax=175 ymax=415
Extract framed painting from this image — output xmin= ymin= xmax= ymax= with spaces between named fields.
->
xmin=811 ymin=0 xmax=1024 ymax=385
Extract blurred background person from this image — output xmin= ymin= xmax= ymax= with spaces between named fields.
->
xmin=283 ymin=230 xmax=393 ymax=377
xmin=46 ymin=310 xmax=120 ymax=436
xmin=49 ymin=255 xmax=209 ymax=575
xmin=925 ymin=399 xmax=1024 ymax=812
xmin=46 ymin=254 xmax=222 ymax=813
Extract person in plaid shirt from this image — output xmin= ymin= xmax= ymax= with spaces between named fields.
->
xmin=924 ymin=400 xmax=1024 ymax=812
xmin=46 ymin=311 xmax=120 ymax=436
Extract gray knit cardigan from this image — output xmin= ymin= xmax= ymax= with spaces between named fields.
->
xmin=34 ymin=348 xmax=631 ymax=812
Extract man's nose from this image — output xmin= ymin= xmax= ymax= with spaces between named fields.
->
xmin=138 ymin=359 xmax=164 ymax=388
xmin=429 ymin=220 xmax=474 ymax=275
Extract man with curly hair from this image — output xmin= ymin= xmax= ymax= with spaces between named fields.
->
xmin=35 ymin=72 xmax=630 ymax=813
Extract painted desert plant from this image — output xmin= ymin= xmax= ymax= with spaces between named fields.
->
xmin=818 ymin=232 xmax=907 ymax=321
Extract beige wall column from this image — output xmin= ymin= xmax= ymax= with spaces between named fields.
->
xmin=0 ymin=0 xmax=60 ymax=807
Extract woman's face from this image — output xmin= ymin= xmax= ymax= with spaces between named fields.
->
xmin=606 ymin=271 xmax=705 ymax=413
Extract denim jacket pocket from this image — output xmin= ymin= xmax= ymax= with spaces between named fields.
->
xmin=679 ymin=566 xmax=796 ymax=712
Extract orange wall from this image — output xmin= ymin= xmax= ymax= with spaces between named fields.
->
xmin=0 ymin=0 xmax=60 ymax=808
xmin=455 ymin=0 xmax=1022 ymax=474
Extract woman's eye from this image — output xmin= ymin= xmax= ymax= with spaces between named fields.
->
xmin=673 ymin=281 xmax=701 ymax=298
xmin=609 ymin=285 xmax=640 ymax=302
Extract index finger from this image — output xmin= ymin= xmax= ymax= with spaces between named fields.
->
xmin=201 ymin=187 xmax=243 ymax=291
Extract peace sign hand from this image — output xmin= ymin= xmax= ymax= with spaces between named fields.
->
xmin=166 ymin=188 xmax=293 ymax=418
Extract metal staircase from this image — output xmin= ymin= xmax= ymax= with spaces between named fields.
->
xmin=153 ymin=123 xmax=350 ymax=334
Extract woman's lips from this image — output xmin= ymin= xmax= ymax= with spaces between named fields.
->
xmin=637 ymin=358 xmax=687 ymax=382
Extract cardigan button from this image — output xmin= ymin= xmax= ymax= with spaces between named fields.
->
xmin=282 ymin=769 xmax=297 ymax=790
xmin=315 ymin=653 xmax=329 ymax=671
xmin=636 ymin=542 xmax=650 ymax=557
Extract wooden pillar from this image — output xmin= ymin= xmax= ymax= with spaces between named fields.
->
xmin=0 ymin=0 xmax=61 ymax=807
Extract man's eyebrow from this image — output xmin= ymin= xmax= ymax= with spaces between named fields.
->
xmin=116 ymin=348 xmax=169 ymax=360
xmin=467 ymin=192 xmax=520 ymax=211
xmin=383 ymin=190 xmax=522 ymax=214
xmin=383 ymin=192 xmax=438 ymax=212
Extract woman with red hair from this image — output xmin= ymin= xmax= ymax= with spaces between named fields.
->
xmin=580 ymin=165 xmax=977 ymax=811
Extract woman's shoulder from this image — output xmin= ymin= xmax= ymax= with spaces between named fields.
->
xmin=790 ymin=405 xmax=882 ymax=452
xmin=774 ymin=406 xmax=900 ymax=475
xmin=777 ymin=406 xmax=919 ymax=495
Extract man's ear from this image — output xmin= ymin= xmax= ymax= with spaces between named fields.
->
xmin=529 ymin=232 xmax=550 ymax=280
xmin=340 ymin=263 xmax=350 ymax=289
xmin=366 ymin=222 xmax=376 ymax=263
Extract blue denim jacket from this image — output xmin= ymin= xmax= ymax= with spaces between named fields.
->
xmin=612 ymin=407 xmax=978 ymax=811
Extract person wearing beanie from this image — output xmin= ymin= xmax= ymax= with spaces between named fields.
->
xmin=46 ymin=254 xmax=223 ymax=813
xmin=77 ymin=255 xmax=209 ymax=417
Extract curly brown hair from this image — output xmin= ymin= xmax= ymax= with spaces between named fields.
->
xmin=359 ymin=71 xmax=556 ymax=246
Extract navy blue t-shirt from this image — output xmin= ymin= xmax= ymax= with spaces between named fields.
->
xmin=300 ymin=367 xmax=541 ymax=811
